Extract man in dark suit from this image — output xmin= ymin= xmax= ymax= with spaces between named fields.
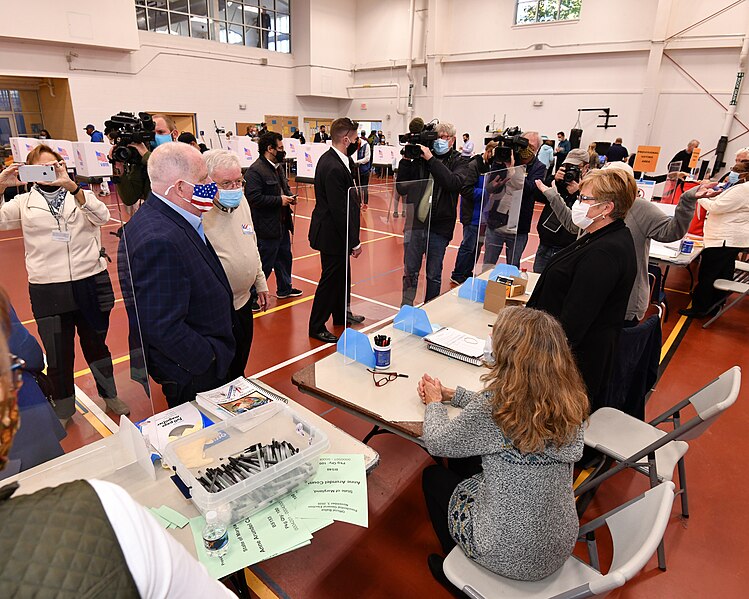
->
xmin=246 ymin=131 xmax=302 ymax=305
xmin=308 ymin=117 xmax=363 ymax=343
xmin=313 ymin=125 xmax=330 ymax=143
xmin=118 ymin=142 xmax=235 ymax=406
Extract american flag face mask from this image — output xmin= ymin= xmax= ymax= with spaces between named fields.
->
xmin=167 ymin=180 xmax=218 ymax=212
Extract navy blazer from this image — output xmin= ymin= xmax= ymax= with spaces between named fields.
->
xmin=117 ymin=194 xmax=235 ymax=387
xmin=309 ymin=148 xmax=360 ymax=255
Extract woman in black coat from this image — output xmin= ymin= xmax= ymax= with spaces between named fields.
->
xmin=527 ymin=168 xmax=637 ymax=411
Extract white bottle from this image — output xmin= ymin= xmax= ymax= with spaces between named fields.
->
xmin=519 ymin=267 xmax=528 ymax=280
xmin=202 ymin=510 xmax=229 ymax=558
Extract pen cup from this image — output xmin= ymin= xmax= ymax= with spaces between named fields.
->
xmin=373 ymin=344 xmax=391 ymax=370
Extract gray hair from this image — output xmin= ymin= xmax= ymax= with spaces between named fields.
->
xmin=203 ymin=149 xmax=241 ymax=176
xmin=522 ymin=131 xmax=541 ymax=152
xmin=736 ymin=147 xmax=749 ymax=158
xmin=147 ymin=142 xmax=203 ymax=190
xmin=436 ymin=122 xmax=456 ymax=138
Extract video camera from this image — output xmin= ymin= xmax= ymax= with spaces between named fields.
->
xmin=484 ymin=126 xmax=529 ymax=164
xmin=399 ymin=120 xmax=439 ymax=160
xmin=104 ymin=111 xmax=156 ymax=164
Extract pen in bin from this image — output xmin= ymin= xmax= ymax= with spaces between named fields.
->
xmin=374 ymin=335 xmax=391 ymax=347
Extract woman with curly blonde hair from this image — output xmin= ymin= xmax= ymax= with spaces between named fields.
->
xmin=419 ymin=306 xmax=588 ymax=585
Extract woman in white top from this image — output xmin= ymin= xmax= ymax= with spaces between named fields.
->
xmin=680 ymin=161 xmax=749 ymax=317
xmin=0 ymin=146 xmax=128 ymax=424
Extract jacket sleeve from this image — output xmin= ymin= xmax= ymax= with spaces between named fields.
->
xmin=524 ymin=160 xmax=547 ymax=204
xmin=0 ymin=195 xmax=22 ymax=230
xmin=353 ymin=142 xmax=370 ymax=165
xmin=325 ymin=167 xmax=359 ymax=249
xmin=396 ymin=157 xmax=419 ymax=196
xmin=421 ymin=393 xmax=511 ymax=458
xmin=460 ymin=157 xmax=487 ymax=199
xmin=427 ymin=154 xmax=468 ymax=192
xmin=117 ymin=154 xmax=150 ymax=207
xmin=543 ymin=187 xmax=580 ymax=234
xmin=698 ymin=185 xmax=747 ymax=214
xmin=559 ymin=247 xmax=623 ymax=349
xmin=245 ymin=166 xmax=283 ymax=208
xmin=130 ymin=237 xmax=216 ymax=375
xmin=78 ymin=190 xmax=111 ymax=226
xmin=639 ymin=190 xmax=697 ymax=242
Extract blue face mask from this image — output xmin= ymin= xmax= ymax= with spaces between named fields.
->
xmin=728 ymin=171 xmax=740 ymax=185
xmin=433 ymin=139 xmax=450 ymax=155
xmin=218 ymin=188 xmax=243 ymax=208
xmin=154 ymin=133 xmax=173 ymax=146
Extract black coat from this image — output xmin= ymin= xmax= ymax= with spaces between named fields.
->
xmin=527 ymin=219 xmax=637 ymax=408
xmin=313 ymin=132 xmax=330 ymax=143
xmin=245 ymin=156 xmax=293 ymax=239
xmin=309 ymin=148 xmax=360 ymax=255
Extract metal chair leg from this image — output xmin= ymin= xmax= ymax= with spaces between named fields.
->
xmin=677 ymin=457 xmax=689 ymax=518
xmin=647 ymin=452 xmax=667 ymax=570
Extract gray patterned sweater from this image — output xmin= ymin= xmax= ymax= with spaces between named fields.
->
xmin=422 ymin=386 xmax=584 ymax=581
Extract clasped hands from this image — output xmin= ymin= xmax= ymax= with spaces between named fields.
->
xmin=417 ymin=373 xmax=456 ymax=405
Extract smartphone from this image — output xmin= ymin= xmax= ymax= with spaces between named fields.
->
xmin=19 ymin=164 xmax=56 ymax=183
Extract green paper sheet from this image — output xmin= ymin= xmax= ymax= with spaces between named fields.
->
xmin=189 ymin=498 xmax=313 ymax=579
xmin=148 ymin=508 xmax=172 ymax=529
xmin=156 ymin=505 xmax=190 ymax=528
xmin=299 ymin=517 xmax=334 ymax=534
xmin=291 ymin=454 xmax=368 ymax=528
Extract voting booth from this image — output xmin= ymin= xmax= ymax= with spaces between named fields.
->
xmin=40 ymin=139 xmax=75 ymax=166
xmin=283 ymin=137 xmax=301 ymax=160
xmin=227 ymin=138 xmax=259 ymax=168
xmin=296 ymin=143 xmax=329 ymax=180
xmin=10 ymin=137 xmax=41 ymax=162
xmin=72 ymin=142 xmax=114 ymax=177
xmin=372 ymin=145 xmax=396 ymax=167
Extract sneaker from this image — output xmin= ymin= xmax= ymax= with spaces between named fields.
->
xmin=277 ymin=288 xmax=303 ymax=299
xmin=393 ymin=211 xmax=399 ymax=218
xmin=103 ymin=396 xmax=130 ymax=416
xmin=251 ymin=299 xmax=261 ymax=312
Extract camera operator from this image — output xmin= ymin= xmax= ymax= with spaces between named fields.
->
xmin=533 ymin=149 xmax=590 ymax=273
xmin=396 ymin=121 xmax=470 ymax=305
xmin=482 ymin=131 xmax=546 ymax=268
xmin=114 ymin=114 xmax=179 ymax=210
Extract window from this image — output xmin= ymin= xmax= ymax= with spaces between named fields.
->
xmin=0 ymin=89 xmax=44 ymax=138
xmin=515 ymin=0 xmax=581 ymax=25
xmin=135 ymin=0 xmax=291 ymax=53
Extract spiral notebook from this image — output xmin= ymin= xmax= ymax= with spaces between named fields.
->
xmin=423 ymin=327 xmax=484 ymax=367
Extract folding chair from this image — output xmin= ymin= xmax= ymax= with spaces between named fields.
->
xmin=443 ymin=483 xmax=676 ymax=599
xmin=576 ymin=366 xmax=741 ymax=569
xmin=648 ymin=263 xmax=669 ymax=321
xmin=703 ymin=260 xmax=749 ymax=329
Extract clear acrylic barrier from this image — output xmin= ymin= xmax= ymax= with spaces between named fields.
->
xmin=341 ymin=176 xmax=435 ymax=361
xmin=0 ymin=185 xmax=157 ymax=476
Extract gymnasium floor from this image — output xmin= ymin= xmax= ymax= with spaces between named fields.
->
xmin=1 ymin=175 xmax=747 ymax=598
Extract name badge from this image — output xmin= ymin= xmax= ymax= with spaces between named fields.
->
xmin=241 ymin=224 xmax=254 ymax=235
xmin=51 ymin=230 xmax=71 ymax=243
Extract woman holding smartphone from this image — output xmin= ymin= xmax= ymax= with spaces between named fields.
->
xmin=0 ymin=145 xmax=128 ymax=425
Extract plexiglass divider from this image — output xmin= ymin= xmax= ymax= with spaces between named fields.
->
xmin=479 ymin=164 xmax=526 ymax=272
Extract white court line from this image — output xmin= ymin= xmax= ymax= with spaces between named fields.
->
xmin=74 ymin=384 xmax=119 ymax=433
xmin=291 ymin=273 xmax=401 ymax=311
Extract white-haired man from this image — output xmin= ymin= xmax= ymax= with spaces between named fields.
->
xmin=117 ymin=142 xmax=235 ymax=406
xmin=670 ymin=139 xmax=701 ymax=174
xmin=203 ymin=149 xmax=269 ymax=379
xmin=395 ymin=121 xmax=470 ymax=304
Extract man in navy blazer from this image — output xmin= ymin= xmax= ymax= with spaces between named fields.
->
xmin=308 ymin=117 xmax=363 ymax=343
xmin=118 ymin=142 xmax=235 ymax=406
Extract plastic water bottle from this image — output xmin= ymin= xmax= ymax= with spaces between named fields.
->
xmin=202 ymin=510 xmax=229 ymax=558
xmin=520 ymin=267 xmax=528 ymax=280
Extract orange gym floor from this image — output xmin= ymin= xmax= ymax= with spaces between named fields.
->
xmin=1 ymin=174 xmax=747 ymax=598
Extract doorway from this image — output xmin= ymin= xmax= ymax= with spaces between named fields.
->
xmin=303 ymin=117 xmax=333 ymax=141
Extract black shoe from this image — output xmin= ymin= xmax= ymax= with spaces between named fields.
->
xmin=277 ymin=288 xmax=303 ymax=299
xmin=427 ymin=554 xmax=461 ymax=596
xmin=393 ymin=211 xmax=399 ymax=218
xmin=251 ymin=299 xmax=261 ymax=312
xmin=346 ymin=311 xmax=365 ymax=325
xmin=679 ymin=307 xmax=708 ymax=318
xmin=309 ymin=329 xmax=338 ymax=343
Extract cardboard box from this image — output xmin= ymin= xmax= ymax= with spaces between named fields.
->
xmin=483 ymin=276 xmax=527 ymax=313
xmin=72 ymin=142 xmax=113 ymax=177
xmin=10 ymin=137 xmax=41 ymax=162
xmin=227 ymin=138 xmax=259 ymax=167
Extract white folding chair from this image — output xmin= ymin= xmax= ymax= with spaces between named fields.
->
xmin=703 ymin=260 xmax=749 ymax=329
xmin=576 ymin=366 xmax=741 ymax=569
xmin=443 ymin=483 xmax=676 ymax=599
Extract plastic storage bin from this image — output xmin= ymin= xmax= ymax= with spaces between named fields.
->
xmin=163 ymin=402 xmax=329 ymax=523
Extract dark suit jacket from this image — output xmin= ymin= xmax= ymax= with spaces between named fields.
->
xmin=117 ymin=194 xmax=235 ymax=387
xmin=527 ymin=219 xmax=637 ymax=407
xmin=245 ymin=156 xmax=293 ymax=239
xmin=313 ymin=132 xmax=329 ymax=143
xmin=309 ymin=148 xmax=360 ymax=255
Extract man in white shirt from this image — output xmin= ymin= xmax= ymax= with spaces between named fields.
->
xmin=459 ymin=133 xmax=475 ymax=158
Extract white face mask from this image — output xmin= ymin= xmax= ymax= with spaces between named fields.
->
xmin=570 ymin=200 xmax=605 ymax=229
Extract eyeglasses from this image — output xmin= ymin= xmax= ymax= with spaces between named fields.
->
xmin=579 ymin=194 xmax=598 ymax=203
xmin=9 ymin=354 xmax=25 ymax=391
xmin=216 ymin=178 xmax=245 ymax=190
xmin=367 ymin=369 xmax=409 ymax=388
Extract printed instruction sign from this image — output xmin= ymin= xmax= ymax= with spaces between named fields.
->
xmin=633 ymin=145 xmax=661 ymax=173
